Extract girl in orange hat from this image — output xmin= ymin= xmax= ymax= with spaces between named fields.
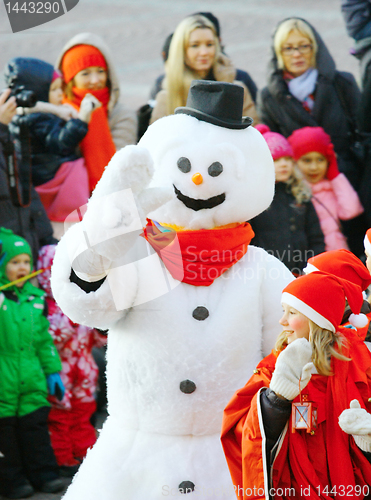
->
xmin=56 ymin=33 xmax=137 ymax=192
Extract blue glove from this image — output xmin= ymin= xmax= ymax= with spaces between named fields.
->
xmin=47 ymin=373 xmax=65 ymax=401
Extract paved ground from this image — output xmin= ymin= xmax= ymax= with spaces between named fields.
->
xmin=0 ymin=1 xmax=361 ymax=498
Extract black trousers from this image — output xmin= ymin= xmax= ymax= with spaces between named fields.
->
xmin=0 ymin=406 xmax=59 ymax=494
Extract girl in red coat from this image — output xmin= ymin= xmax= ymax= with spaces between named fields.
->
xmin=221 ymin=271 xmax=371 ymax=500
xmin=37 ymin=245 xmax=107 ymax=476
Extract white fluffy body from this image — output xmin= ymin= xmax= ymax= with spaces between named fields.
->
xmin=51 ymin=114 xmax=293 ymax=500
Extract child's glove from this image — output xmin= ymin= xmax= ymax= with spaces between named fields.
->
xmin=78 ymin=94 xmax=102 ymax=123
xmin=47 ymin=373 xmax=65 ymax=401
xmin=270 ymin=338 xmax=314 ymax=400
xmin=339 ymin=399 xmax=371 ymax=452
xmin=325 ymin=144 xmax=340 ymax=180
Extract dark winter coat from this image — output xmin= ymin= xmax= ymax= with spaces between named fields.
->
xmin=341 ymin=0 xmax=371 ymax=41
xmin=0 ymin=123 xmax=56 ymax=260
xmin=257 ymin=19 xmax=363 ymax=189
xmin=4 ymin=57 xmax=88 ymax=186
xmin=249 ymin=182 xmax=325 ymax=274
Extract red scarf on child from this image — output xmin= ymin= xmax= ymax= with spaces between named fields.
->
xmin=142 ymin=219 xmax=255 ymax=286
xmin=63 ymin=87 xmax=116 ymax=191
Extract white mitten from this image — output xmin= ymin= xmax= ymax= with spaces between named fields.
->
xmin=78 ymin=93 xmax=102 ymax=122
xmin=72 ymin=145 xmax=173 ymax=277
xmin=339 ymin=400 xmax=371 ymax=452
xmin=270 ymin=338 xmax=314 ymax=400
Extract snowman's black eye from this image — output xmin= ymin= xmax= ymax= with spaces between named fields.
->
xmin=208 ymin=162 xmax=223 ymax=177
xmin=177 ymin=157 xmax=191 ymax=173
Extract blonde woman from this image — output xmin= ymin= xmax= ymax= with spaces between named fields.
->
xmin=257 ymin=18 xmax=362 ymax=189
xmin=150 ymin=15 xmax=257 ymax=123
xmin=222 ymin=271 xmax=371 ymax=499
xmin=250 ymin=124 xmax=324 ymax=275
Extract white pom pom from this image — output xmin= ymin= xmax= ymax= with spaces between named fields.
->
xmin=349 ymin=313 xmax=369 ymax=328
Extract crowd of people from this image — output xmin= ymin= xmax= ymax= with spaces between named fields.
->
xmin=2 ymin=5 xmax=371 ymax=499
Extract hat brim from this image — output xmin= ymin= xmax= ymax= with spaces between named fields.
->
xmin=175 ymin=107 xmax=253 ymax=130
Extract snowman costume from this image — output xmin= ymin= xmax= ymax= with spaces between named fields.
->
xmin=51 ymin=82 xmax=293 ymax=499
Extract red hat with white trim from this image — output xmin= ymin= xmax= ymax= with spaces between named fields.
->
xmin=364 ymin=228 xmax=371 ymax=256
xmin=304 ymin=249 xmax=371 ymax=291
xmin=281 ymin=271 xmax=368 ymax=332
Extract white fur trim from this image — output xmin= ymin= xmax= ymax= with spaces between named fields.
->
xmin=364 ymin=234 xmax=371 ymax=256
xmin=349 ymin=313 xmax=369 ymax=328
xmin=281 ymin=292 xmax=335 ymax=332
xmin=302 ymin=263 xmax=318 ymax=275
xmin=353 ymin=434 xmax=371 ymax=452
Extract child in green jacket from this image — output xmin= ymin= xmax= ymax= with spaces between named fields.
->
xmin=0 ymin=228 xmax=64 ymax=499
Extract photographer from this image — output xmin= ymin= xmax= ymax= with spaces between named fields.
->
xmin=0 ymin=88 xmax=57 ymax=260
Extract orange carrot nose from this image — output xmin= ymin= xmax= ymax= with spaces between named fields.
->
xmin=192 ymin=173 xmax=203 ymax=185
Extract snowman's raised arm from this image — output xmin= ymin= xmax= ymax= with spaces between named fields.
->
xmin=69 ymin=146 xmax=172 ymax=275
xmin=259 ymin=252 xmax=294 ymax=357
xmin=51 ymin=145 xmax=173 ymax=328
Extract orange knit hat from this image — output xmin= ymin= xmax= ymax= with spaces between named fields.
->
xmin=61 ymin=44 xmax=107 ymax=83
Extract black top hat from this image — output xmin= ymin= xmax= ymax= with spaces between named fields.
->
xmin=175 ymin=80 xmax=253 ymax=129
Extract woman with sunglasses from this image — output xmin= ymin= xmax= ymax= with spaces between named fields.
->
xmin=257 ymin=18 xmax=366 ymax=257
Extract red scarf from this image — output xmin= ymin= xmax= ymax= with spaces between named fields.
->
xmin=63 ymin=87 xmax=116 ymax=191
xmin=142 ymin=219 xmax=255 ymax=286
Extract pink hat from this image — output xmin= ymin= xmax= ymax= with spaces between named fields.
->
xmin=282 ymin=271 xmax=368 ymax=332
xmin=255 ymin=124 xmax=293 ymax=161
xmin=364 ymin=228 xmax=371 ymax=256
xmin=305 ymin=249 xmax=371 ymax=291
xmin=52 ymin=69 xmax=62 ymax=82
xmin=288 ymin=126 xmax=338 ymax=172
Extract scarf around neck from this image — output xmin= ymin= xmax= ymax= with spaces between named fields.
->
xmin=142 ymin=219 xmax=255 ymax=286
xmin=287 ymin=67 xmax=318 ymax=111
xmin=63 ymin=87 xmax=116 ymax=192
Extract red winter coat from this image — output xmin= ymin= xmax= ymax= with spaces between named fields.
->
xmin=221 ymin=331 xmax=371 ymax=500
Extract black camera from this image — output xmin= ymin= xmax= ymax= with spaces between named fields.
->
xmin=2 ymin=86 xmax=37 ymax=108
xmin=11 ymin=86 xmax=37 ymax=108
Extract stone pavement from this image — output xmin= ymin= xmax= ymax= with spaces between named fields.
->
xmin=0 ymin=1 xmax=361 ymax=498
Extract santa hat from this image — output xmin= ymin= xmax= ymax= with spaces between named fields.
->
xmin=281 ymin=271 xmax=368 ymax=332
xmin=288 ymin=126 xmax=338 ymax=172
xmin=364 ymin=228 xmax=371 ymax=256
xmin=304 ymin=249 xmax=371 ymax=291
xmin=61 ymin=44 xmax=107 ymax=83
xmin=255 ymin=124 xmax=293 ymax=161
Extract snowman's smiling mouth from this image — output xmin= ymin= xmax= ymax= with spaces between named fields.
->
xmin=173 ymin=185 xmax=226 ymax=211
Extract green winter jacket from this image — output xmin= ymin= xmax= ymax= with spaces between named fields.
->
xmin=0 ymin=280 xmax=62 ymax=418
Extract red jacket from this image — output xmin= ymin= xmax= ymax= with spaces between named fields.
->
xmin=221 ymin=331 xmax=371 ymax=500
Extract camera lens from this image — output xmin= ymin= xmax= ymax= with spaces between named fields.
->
xmin=15 ymin=90 xmax=37 ymax=108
